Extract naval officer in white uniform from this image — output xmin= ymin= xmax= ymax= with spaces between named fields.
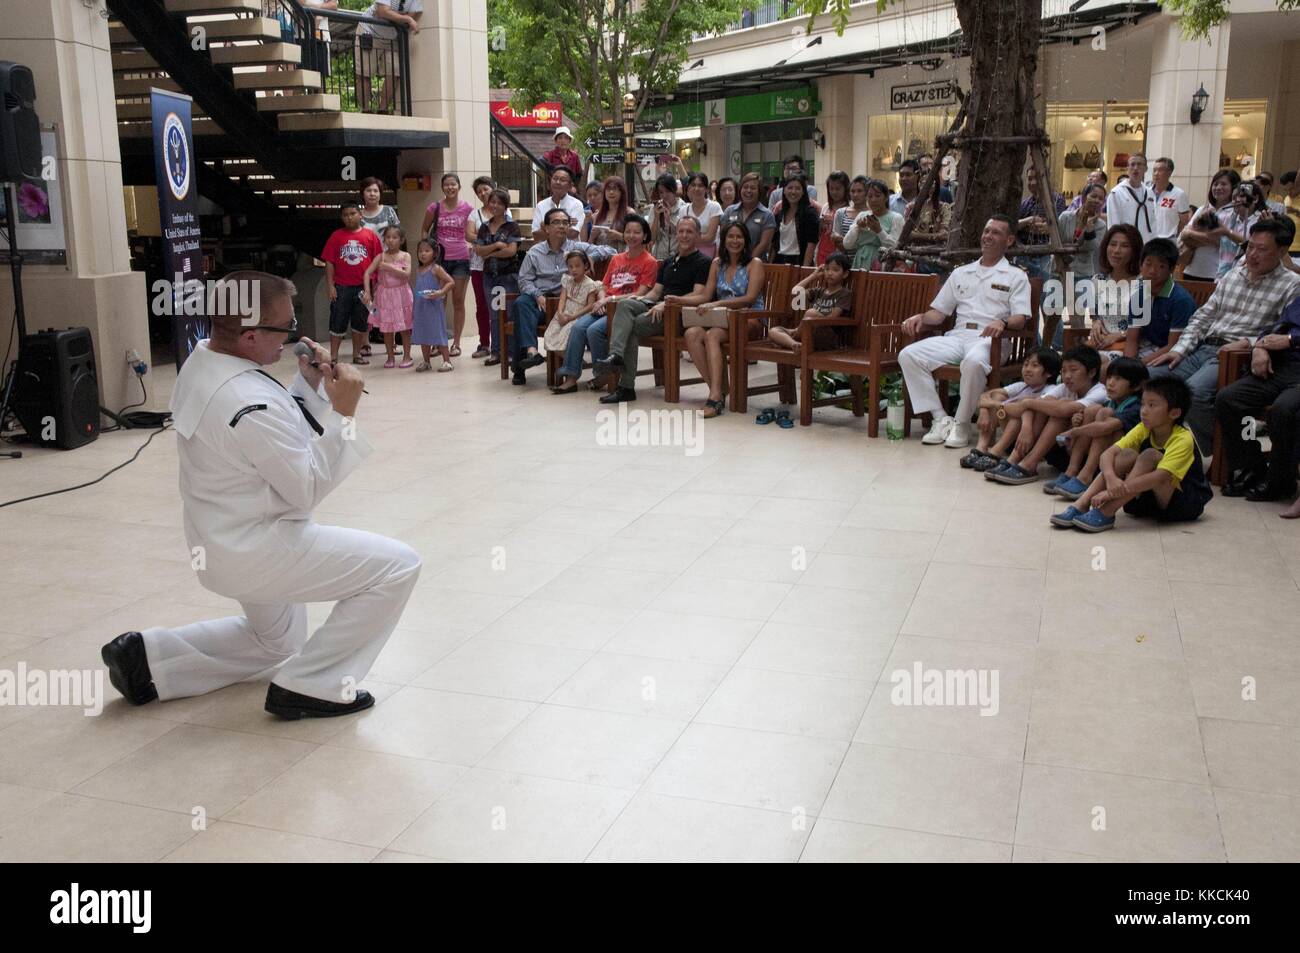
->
xmin=898 ymin=214 xmax=1033 ymax=449
xmin=101 ymin=272 xmax=421 ymax=719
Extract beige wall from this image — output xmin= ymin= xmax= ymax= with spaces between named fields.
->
xmin=0 ymin=0 xmax=151 ymax=417
xmin=396 ymin=0 xmax=491 ymax=335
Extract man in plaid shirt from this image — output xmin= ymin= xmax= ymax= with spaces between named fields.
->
xmin=1150 ymin=218 xmax=1300 ymax=449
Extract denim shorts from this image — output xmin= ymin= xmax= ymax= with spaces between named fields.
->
xmin=442 ymin=258 xmax=471 ymax=279
xmin=329 ymin=284 xmax=369 ymax=336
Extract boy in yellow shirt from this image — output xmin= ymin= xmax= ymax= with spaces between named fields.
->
xmin=1051 ymin=376 xmax=1213 ymax=531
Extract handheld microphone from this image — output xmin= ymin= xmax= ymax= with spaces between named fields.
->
xmin=294 ymin=342 xmax=368 ymax=394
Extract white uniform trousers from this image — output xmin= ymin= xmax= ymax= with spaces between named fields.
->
xmin=899 ymin=329 xmax=992 ymax=425
xmin=142 ymin=525 xmax=421 ymax=702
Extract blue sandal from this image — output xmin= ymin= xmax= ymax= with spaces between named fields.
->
xmin=776 ymin=410 xmax=794 ymax=429
xmin=755 ymin=408 xmax=776 ymax=425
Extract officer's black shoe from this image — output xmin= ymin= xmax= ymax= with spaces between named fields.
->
xmin=1222 ymin=468 xmax=1264 ymax=498
xmin=265 ymin=683 xmax=376 ymax=720
xmin=101 ymin=632 xmax=159 ymax=705
xmin=1246 ymin=481 xmax=1296 ymax=503
xmin=593 ymin=353 xmax=625 ymax=373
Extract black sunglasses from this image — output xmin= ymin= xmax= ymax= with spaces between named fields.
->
xmin=245 ymin=317 xmax=299 ymax=334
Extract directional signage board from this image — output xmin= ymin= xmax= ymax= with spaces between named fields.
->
xmin=635 ymin=120 xmax=662 ymax=133
xmin=589 ymin=152 xmax=626 ymax=164
xmin=635 ymin=138 xmax=670 ymax=151
xmin=584 ymin=135 xmax=623 ymax=150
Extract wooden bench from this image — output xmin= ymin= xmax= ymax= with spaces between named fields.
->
xmin=649 ymin=263 xmax=794 ymax=408
xmin=788 ymin=271 xmax=940 ymax=432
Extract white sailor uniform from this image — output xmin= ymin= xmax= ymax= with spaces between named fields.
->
xmin=898 ymin=257 xmax=1032 ymax=426
xmin=141 ymin=341 xmax=420 ymax=702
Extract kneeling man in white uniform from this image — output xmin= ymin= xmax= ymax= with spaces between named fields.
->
xmin=101 ymin=271 xmax=421 ymax=719
xmin=899 ymin=214 xmax=1032 ymax=448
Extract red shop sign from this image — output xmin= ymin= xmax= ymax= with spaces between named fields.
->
xmin=490 ymin=100 xmax=563 ymax=128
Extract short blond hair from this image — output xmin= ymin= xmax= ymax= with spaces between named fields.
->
xmin=208 ymin=271 xmax=296 ymax=338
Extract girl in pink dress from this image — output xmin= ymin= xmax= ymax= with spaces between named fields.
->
xmin=362 ymin=225 xmax=414 ymax=368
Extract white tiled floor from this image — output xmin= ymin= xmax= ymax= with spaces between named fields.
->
xmin=3 ymin=339 xmax=1300 ymax=863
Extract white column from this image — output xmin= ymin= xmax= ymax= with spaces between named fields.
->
xmin=0 ymin=0 xmax=150 ymax=413
xmin=396 ymin=0 xmax=491 ymax=231
xmin=1272 ymin=39 xmax=1300 ymax=176
xmin=813 ymin=75 xmax=856 ymax=183
xmin=1144 ymin=13 xmax=1230 ymax=204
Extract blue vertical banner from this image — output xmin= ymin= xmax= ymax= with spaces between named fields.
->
xmin=150 ymin=89 xmax=206 ymax=370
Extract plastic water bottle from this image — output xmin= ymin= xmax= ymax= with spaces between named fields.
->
xmin=886 ymin=396 xmax=904 ymax=441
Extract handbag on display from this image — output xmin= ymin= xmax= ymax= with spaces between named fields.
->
xmin=1082 ymin=145 xmax=1101 ymax=169
xmin=1064 ymin=145 xmax=1083 ymax=170
xmin=873 ymin=146 xmax=889 ymax=171
xmin=1236 ymin=152 xmax=1253 ymax=169
xmin=906 ymin=136 xmax=924 ymax=158
xmin=1112 ymin=152 xmax=1130 ymax=169
xmin=681 ymin=306 xmax=730 ymax=330
xmin=1219 ymin=151 xmax=1231 ymax=169
xmin=892 ymin=145 xmax=903 ymax=169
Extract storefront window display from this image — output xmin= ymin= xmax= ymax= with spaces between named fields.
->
xmin=868 ymin=107 xmax=957 ymax=191
xmin=1047 ymin=101 xmax=1148 ymax=205
xmin=1219 ymin=101 xmax=1268 ymax=180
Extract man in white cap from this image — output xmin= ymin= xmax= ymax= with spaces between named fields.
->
xmin=542 ymin=126 xmax=585 ymax=184
xmin=100 ymin=271 xmax=421 ymax=719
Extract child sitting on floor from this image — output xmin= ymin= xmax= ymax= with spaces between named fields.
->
xmin=962 ymin=346 xmax=1061 ymax=472
xmin=1043 ymin=356 xmax=1147 ymax=499
xmin=1051 ymin=376 xmax=1212 ymax=530
xmin=985 ymin=345 xmax=1106 ymax=486
xmin=769 ymin=253 xmax=855 ymax=352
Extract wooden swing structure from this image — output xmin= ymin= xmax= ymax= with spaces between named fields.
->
xmin=883 ymin=88 xmax=1083 ymax=341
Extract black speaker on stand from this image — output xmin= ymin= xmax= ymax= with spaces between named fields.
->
xmin=0 ymin=60 xmax=98 ymax=453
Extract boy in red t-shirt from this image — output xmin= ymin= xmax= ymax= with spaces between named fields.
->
xmin=322 ymin=203 xmax=384 ymax=364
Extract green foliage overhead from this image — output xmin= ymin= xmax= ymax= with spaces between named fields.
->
xmin=1156 ymin=0 xmax=1299 ymax=37
xmin=488 ymin=0 xmax=745 ymax=134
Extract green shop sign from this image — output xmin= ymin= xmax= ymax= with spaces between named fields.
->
xmin=643 ymin=86 xmax=818 ymax=129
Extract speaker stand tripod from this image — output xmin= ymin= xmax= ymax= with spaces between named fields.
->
xmin=0 ymin=180 xmax=28 ymax=458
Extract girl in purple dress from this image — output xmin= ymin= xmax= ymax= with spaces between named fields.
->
xmin=411 ymin=239 xmax=454 ymax=371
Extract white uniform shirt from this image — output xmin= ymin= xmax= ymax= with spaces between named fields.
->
xmin=1106 ymin=181 xmax=1157 ymax=243
xmin=1151 ymin=184 xmax=1190 ymax=240
xmin=169 ymin=341 xmax=372 ymax=593
xmin=930 ymin=257 xmax=1032 ymax=333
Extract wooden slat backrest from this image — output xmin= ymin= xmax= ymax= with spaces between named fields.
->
xmin=1177 ymin=278 xmax=1216 ymax=309
xmin=592 ymin=258 xmax=609 ymax=281
xmin=862 ymin=271 xmax=941 ymax=354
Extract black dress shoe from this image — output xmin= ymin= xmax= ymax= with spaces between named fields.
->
xmin=1246 ymin=482 xmax=1297 ymax=503
xmin=518 ymin=351 xmax=545 ymax=370
xmin=264 ymin=683 xmax=375 ymax=720
xmin=1222 ymin=468 xmax=1265 ymax=498
xmin=593 ymin=353 xmax=625 ymax=373
xmin=511 ymin=371 xmax=526 ymax=385
xmin=100 ymin=632 xmax=158 ymax=705
xmin=599 ymin=387 xmax=636 ymax=404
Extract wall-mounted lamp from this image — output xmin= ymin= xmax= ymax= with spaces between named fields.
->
xmin=1190 ymin=83 xmax=1209 ymax=125
xmin=812 ymin=126 xmax=826 ymax=150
